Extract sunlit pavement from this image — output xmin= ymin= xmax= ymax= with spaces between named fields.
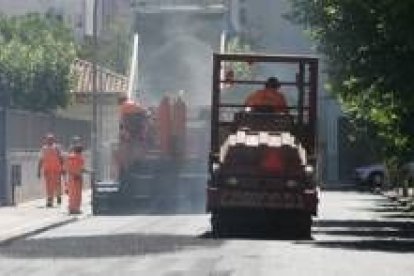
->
xmin=0 ymin=190 xmax=91 ymax=245
xmin=0 ymin=191 xmax=413 ymax=276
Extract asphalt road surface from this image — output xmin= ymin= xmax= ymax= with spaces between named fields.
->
xmin=1 ymin=191 xmax=413 ymax=276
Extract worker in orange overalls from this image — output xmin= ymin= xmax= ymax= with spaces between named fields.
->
xmin=38 ymin=133 xmax=64 ymax=207
xmin=119 ymin=96 xmax=146 ymax=116
xmin=157 ymin=95 xmax=172 ymax=155
xmin=118 ymin=96 xmax=147 ymax=172
xmin=245 ymin=77 xmax=288 ymax=113
xmin=64 ymin=137 xmax=85 ymax=214
xmin=171 ymin=91 xmax=187 ymax=158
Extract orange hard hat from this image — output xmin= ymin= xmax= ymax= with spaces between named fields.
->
xmin=120 ymin=100 xmax=145 ymax=115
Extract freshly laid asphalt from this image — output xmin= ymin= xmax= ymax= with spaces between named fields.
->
xmin=0 ymin=190 xmax=413 ymax=276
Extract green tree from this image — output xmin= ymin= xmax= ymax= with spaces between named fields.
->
xmin=0 ymin=14 xmax=76 ymax=111
xmin=78 ymin=18 xmax=132 ymax=74
xmin=221 ymin=36 xmax=256 ymax=103
xmin=288 ymin=0 xmax=414 ymax=162
xmin=226 ymin=36 xmax=253 ymax=80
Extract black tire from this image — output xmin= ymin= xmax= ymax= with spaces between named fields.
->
xmin=368 ymin=172 xmax=384 ymax=189
xmin=272 ymin=211 xmax=312 ymax=239
xmin=211 ymin=212 xmax=223 ymax=237
xmin=211 ymin=211 xmax=237 ymax=237
xmin=295 ymin=213 xmax=312 ymax=239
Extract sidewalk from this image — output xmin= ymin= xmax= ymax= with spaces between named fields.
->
xmin=0 ymin=190 xmax=91 ymax=244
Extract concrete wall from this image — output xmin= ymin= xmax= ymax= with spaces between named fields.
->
xmin=3 ymin=94 xmax=118 ymax=204
xmin=8 ymin=150 xmax=91 ymax=204
xmin=4 ymin=109 xmax=92 ymax=204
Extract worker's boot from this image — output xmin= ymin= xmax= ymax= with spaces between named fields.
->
xmin=69 ymin=210 xmax=82 ymax=215
xmin=56 ymin=195 xmax=62 ymax=205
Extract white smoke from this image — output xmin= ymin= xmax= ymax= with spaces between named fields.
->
xmin=137 ymin=12 xmax=222 ymax=107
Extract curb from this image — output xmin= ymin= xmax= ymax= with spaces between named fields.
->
xmin=0 ymin=217 xmax=78 ymax=246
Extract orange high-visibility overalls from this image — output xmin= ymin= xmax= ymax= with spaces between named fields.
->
xmin=65 ymin=152 xmax=84 ymax=213
xmin=245 ymin=88 xmax=288 ymax=113
xmin=40 ymin=144 xmax=63 ymax=204
xmin=172 ymin=97 xmax=187 ymax=157
xmin=157 ymin=96 xmax=172 ymax=155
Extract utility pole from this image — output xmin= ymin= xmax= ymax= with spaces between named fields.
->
xmin=127 ymin=33 xmax=139 ymax=101
xmin=91 ymin=0 xmax=99 ymax=210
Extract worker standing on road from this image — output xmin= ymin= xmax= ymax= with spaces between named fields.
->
xmin=38 ymin=133 xmax=64 ymax=207
xmin=65 ymin=137 xmax=85 ymax=214
xmin=245 ymin=77 xmax=288 ymax=113
xmin=158 ymin=95 xmax=173 ymax=155
xmin=118 ymin=96 xmax=147 ymax=172
xmin=171 ymin=91 xmax=187 ymax=158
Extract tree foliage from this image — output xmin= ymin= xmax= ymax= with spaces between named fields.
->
xmin=226 ymin=36 xmax=253 ymax=79
xmin=78 ymin=18 xmax=132 ymax=75
xmin=288 ymin=0 xmax=414 ymax=160
xmin=0 ymin=14 xmax=76 ymax=111
xmin=220 ymin=36 xmax=256 ymax=102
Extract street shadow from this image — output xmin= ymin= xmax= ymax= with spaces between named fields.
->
xmin=381 ymin=213 xmax=414 ymax=219
xmin=94 ymin=198 xmax=207 ymax=216
xmin=313 ymin=219 xmax=414 ymax=239
xmin=293 ymin=190 xmax=414 ymax=253
xmin=303 ymin=210 xmax=414 ymax=253
xmin=315 ymin=219 xmax=414 ymax=229
xmin=352 ymin=196 xmax=411 ymax=213
xmin=0 ymin=233 xmax=223 ymax=259
xmin=359 ymin=207 xmax=408 ymax=213
xmin=299 ymin=239 xmax=414 ymax=253
xmin=200 ymin=230 xmax=313 ymax=241
xmin=376 ymin=202 xmax=404 ymax=208
xmin=355 ymin=197 xmax=391 ymax=202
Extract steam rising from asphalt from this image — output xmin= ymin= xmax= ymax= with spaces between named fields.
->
xmin=118 ymin=11 xmax=218 ymax=214
xmin=138 ymin=12 xmax=220 ymax=106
